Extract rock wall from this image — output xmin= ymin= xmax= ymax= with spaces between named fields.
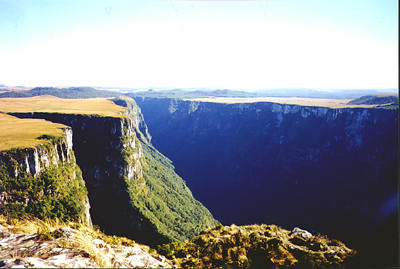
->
xmin=0 ymin=127 xmax=91 ymax=226
xmin=8 ymin=113 xmax=152 ymax=240
xmin=134 ymin=97 xmax=398 ymax=266
xmin=0 ymin=128 xmax=73 ymax=178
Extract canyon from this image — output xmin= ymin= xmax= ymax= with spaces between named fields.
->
xmin=1 ymin=97 xmax=217 ymax=246
xmin=0 ymin=94 xmax=396 ymax=267
xmin=134 ymin=97 xmax=398 ymax=266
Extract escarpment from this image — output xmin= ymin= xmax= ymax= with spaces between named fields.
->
xmin=9 ymin=97 xmax=218 ymax=245
xmin=0 ymin=122 xmax=91 ymax=226
xmin=134 ymin=97 xmax=398 ymax=266
xmin=8 ymin=113 xmax=151 ymax=241
xmin=0 ymin=128 xmax=73 ymax=178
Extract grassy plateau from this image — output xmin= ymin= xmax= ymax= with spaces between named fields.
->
xmin=0 ymin=95 xmax=126 ymax=117
xmin=0 ymin=113 xmax=66 ymax=151
xmin=185 ymin=97 xmax=377 ymax=108
xmin=0 ymin=96 xmax=129 ymax=151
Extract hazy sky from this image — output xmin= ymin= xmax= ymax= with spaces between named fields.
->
xmin=0 ymin=0 xmax=398 ymax=89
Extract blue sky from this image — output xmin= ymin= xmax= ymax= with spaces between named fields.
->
xmin=0 ymin=0 xmax=398 ymax=89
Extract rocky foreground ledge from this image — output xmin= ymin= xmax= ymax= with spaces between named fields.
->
xmin=0 ymin=216 xmax=173 ymax=268
xmin=0 ymin=215 xmax=356 ymax=269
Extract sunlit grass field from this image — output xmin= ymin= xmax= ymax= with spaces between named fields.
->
xmin=0 ymin=95 xmax=126 ymax=117
xmin=0 ymin=96 xmax=128 ymax=150
xmin=185 ymin=97 xmax=376 ymax=108
xmin=0 ymin=113 xmax=66 ymax=151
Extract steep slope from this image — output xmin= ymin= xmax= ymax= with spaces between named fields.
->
xmin=113 ymin=97 xmax=218 ymax=242
xmin=134 ymin=97 xmax=398 ymax=266
xmin=0 ymin=114 xmax=91 ymax=225
xmin=4 ymin=96 xmax=217 ymax=245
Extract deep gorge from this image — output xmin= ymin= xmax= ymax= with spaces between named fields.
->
xmin=7 ymin=98 xmax=217 ymax=246
xmin=0 ymin=95 xmax=397 ymax=267
xmin=134 ymin=97 xmax=398 ymax=266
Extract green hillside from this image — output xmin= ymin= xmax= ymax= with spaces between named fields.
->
xmin=113 ymin=96 xmax=219 ymax=242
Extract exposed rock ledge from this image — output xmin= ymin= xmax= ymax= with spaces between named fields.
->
xmin=0 ymin=220 xmax=173 ymax=268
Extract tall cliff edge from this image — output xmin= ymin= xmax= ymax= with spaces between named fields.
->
xmin=0 ymin=124 xmax=91 ymax=226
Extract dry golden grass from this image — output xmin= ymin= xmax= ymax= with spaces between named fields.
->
xmin=185 ymin=97 xmax=377 ymax=108
xmin=0 ymin=96 xmax=127 ymax=151
xmin=0 ymin=214 xmax=158 ymax=268
xmin=1 ymin=215 xmax=67 ymax=235
xmin=0 ymin=215 xmax=108 ymax=266
xmin=0 ymin=113 xmax=66 ymax=151
xmin=0 ymin=95 xmax=126 ymax=117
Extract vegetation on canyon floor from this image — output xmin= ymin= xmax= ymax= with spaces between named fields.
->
xmin=126 ymin=134 xmax=218 ymax=243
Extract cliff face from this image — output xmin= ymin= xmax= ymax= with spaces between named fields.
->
xmin=134 ymin=97 xmax=398 ymax=266
xmin=0 ymin=127 xmax=91 ymax=226
xmin=0 ymin=128 xmax=73 ymax=178
xmin=9 ymin=98 xmax=218 ymax=245
xmin=9 ymin=113 xmax=154 ymax=241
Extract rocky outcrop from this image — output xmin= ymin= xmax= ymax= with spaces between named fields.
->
xmin=0 ymin=219 xmax=173 ymax=268
xmin=134 ymin=97 xmax=398 ymax=266
xmin=291 ymin=227 xmax=312 ymax=240
xmin=161 ymin=224 xmax=355 ymax=268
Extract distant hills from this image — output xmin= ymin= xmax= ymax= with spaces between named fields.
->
xmin=126 ymin=89 xmax=256 ymax=99
xmin=127 ymin=88 xmax=398 ymax=99
xmin=0 ymin=85 xmax=397 ymax=100
xmin=0 ymin=87 xmax=120 ymax=99
xmin=348 ymin=94 xmax=398 ymax=105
